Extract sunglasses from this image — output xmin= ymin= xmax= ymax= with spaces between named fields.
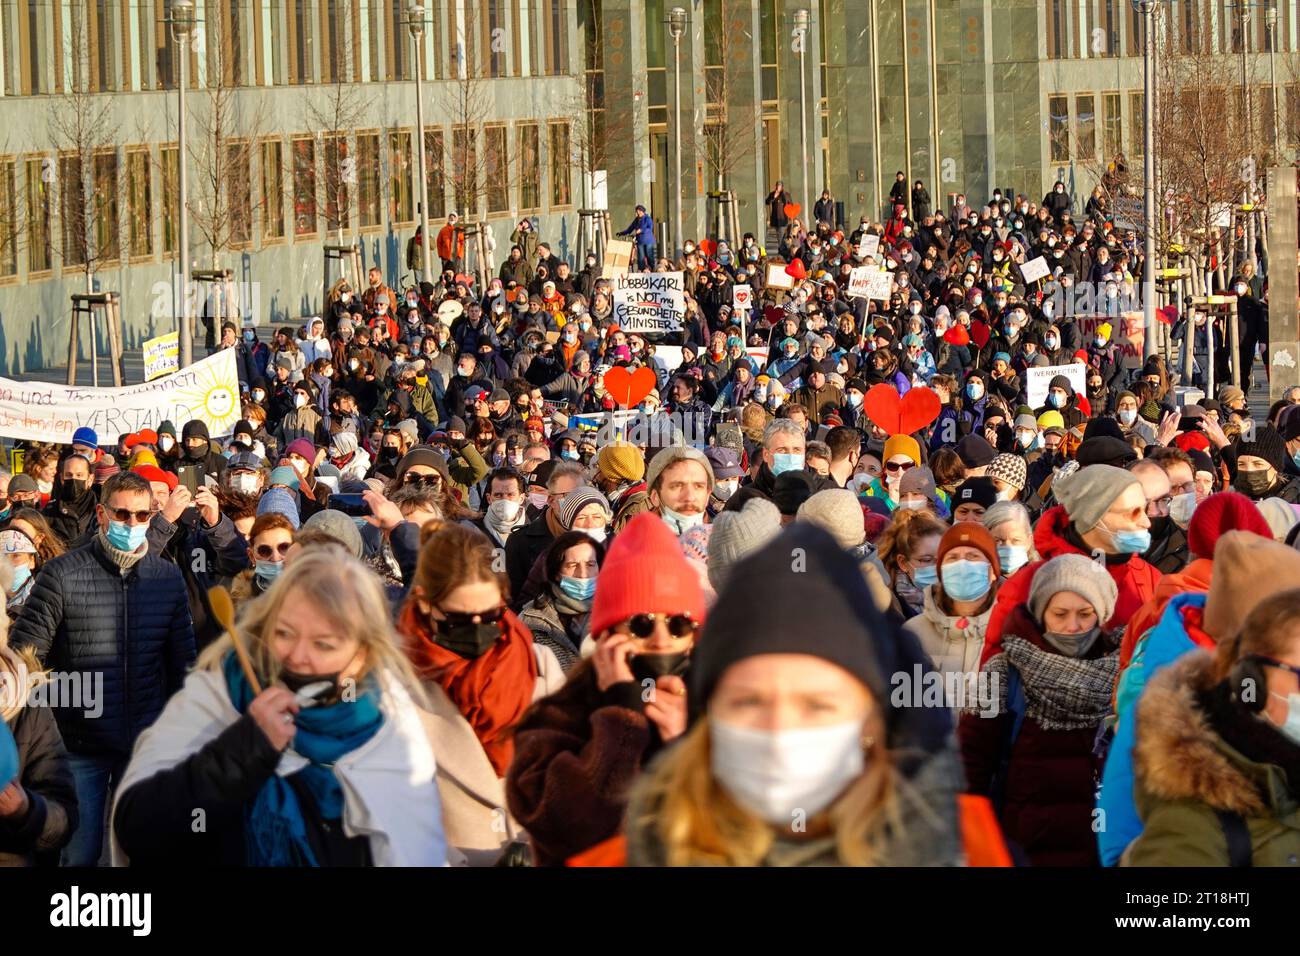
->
xmin=254 ymin=542 xmax=292 ymax=559
xmin=885 ymin=461 xmax=916 ymax=473
xmin=437 ymin=605 xmax=504 ymax=628
xmin=107 ymin=507 xmax=154 ymax=523
xmin=620 ymin=612 xmax=697 ymax=639
xmin=404 ymin=473 xmax=443 ymax=488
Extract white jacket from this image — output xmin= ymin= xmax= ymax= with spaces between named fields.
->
xmin=110 ymin=667 xmax=449 ymax=867
xmin=902 ymin=586 xmax=992 ymax=690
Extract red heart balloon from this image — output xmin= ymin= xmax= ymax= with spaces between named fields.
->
xmin=603 ymin=366 xmax=657 ymax=408
xmin=969 ymin=320 xmax=991 ymax=350
xmin=862 ymin=384 xmax=941 ymax=436
xmin=785 ymin=259 xmax=807 ymax=280
xmin=698 ymin=239 xmax=717 ymax=257
xmin=784 ymin=203 xmax=801 ymax=219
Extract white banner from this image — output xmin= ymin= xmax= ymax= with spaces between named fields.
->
xmin=612 ymin=271 xmax=685 ymax=333
xmin=0 ymin=350 xmax=240 ymax=444
xmin=1019 ymin=256 xmax=1050 ymax=284
xmin=1025 ymin=362 xmax=1087 ymax=409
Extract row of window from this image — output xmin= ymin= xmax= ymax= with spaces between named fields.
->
xmin=1046 ymin=0 xmax=1300 ymax=60
xmin=0 ymin=0 xmax=571 ymax=97
xmin=0 ymin=120 xmax=574 ymax=280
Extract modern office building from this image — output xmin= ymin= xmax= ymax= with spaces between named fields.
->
xmin=0 ymin=0 xmax=1297 ymax=374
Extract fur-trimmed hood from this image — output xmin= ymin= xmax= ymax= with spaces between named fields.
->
xmin=1133 ymin=651 xmax=1270 ymax=816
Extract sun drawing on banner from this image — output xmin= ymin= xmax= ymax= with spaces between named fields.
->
xmin=172 ymin=362 xmax=238 ymax=432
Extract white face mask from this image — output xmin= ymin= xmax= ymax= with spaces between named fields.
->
xmin=230 ymin=473 xmax=260 ymax=495
xmin=661 ymin=506 xmax=705 ymax=536
xmin=488 ymin=498 xmax=523 ymax=525
xmin=714 ymin=480 xmax=738 ymax=501
xmin=583 ymin=525 xmax=608 ymax=543
xmin=159 ymin=436 xmax=176 ymax=452
xmin=1168 ymin=491 xmax=1197 ymax=531
xmin=709 ymin=717 xmax=866 ymax=825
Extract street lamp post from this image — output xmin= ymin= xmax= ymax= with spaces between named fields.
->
xmin=793 ymin=9 xmax=810 ymax=214
xmin=407 ymin=3 xmax=434 ymax=284
xmin=1134 ymin=0 xmax=1158 ymax=360
xmin=1267 ymin=2 xmax=1280 ymax=162
xmin=169 ymin=0 xmax=194 ymax=368
xmin=668 ymin=8 xmax=686 ymax=260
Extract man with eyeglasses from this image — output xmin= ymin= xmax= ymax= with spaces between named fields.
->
xmin=1129 ymin=458 xmax=1184 ymax=573
xmin=9 ymin=471 xmax=196 ymax=867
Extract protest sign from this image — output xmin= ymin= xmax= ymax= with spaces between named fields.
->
xmin=856 ymin=268 xmax=893 ymax=301
xmin=1025 ymin=362 xmax=1087 ymax=409
xmin=0 ymin=349 xmax=240 ymax=444
xmin=857 ymin=233 xmax=880 ymax=260
xmin=142 ymin=331 xmax=180 ymax=382
xmin=732 ymin=284 xmax=753 ymax=311
xmin=653 ymin=345 xmax=685 ymax=373
xmin=601 ymin=238 xmax=633 ymax=279
xmin=1019 ymin=256 xmax=1050 ymax=285
xmin=1112 ymin=197 xmax=1143 ymax=231
xmin=846 ymin=267 xmax=874 ymax=300
xmin=612 ymin=271 xmax=685 ymax=333
xmin=1077 ymin=312 xmax=1145 ymax=370
xmin=746 ymin=346 xmax=770 ymax=371
xmin=765 ymin=263 xmax=795 ymax=290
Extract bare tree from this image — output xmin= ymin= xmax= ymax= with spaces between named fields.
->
xmin=440 ymin=4 xmax=497 ymax=220
xmin=47 ymin=3 xmax=115 ymax=295
xmin=305 ymin=44 xmax=367 ymax=246
xmin=696 ymin=0 xmax=759 ymax=194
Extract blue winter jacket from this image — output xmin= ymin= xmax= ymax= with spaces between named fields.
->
xmin=1096 ymin=591 xmax=1205 ymax=866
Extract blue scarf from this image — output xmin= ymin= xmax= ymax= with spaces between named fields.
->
xmin=222 ymin=653 xmax=385 ymax=866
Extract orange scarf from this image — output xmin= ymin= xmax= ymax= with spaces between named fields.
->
xmin=399 ymin=600 xmax=538 ymax=776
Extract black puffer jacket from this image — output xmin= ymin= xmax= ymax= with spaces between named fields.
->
xmin=7 ymin=539 xmax=196 ymax=758
xmin=0 ymin=701 xmax=78 ymax=866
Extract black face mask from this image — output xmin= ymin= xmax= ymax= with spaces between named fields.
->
xmin=59 ymin=478 xmax=89 ymax=502
xmin=1235 ymin=469 xmax=1275 ymax=500
xmin=1148 ymin=515 xmax=1172 ymax=541
xmin=434 ymin=618 xmax=502 ymax=659
xmin=629 ymin=651 xmax=691 ymax=685
xmin=380 ymin=446 xmax=401 ymax=463
xmin=279 ymin=667 xmax=345 ymax=706
xmin=185 ymin=442 xmax=208 ymax=461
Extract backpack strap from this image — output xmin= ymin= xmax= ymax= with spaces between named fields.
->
xmin=1214 ymin=810 xmax=1253 ymax=868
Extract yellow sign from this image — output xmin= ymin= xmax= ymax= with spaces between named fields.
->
xmin=142 ymin=331 xmax=180 ymax=381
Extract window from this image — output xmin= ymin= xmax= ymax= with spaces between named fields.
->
xmin=486 ymin=0 xmax=508 ymax=77
xmin=1126 ymin=0 xmax=1143 ymax=57
xmin=389 ymin=130 xmax=413 ymax=224
xmin=514 ymin=0 xmax=537 ymax=77
xmin=288 ymin=0 xmax=309 ymax=84
xmin=1076 ymin=94 xmax=1096 ymax=160
xmin=323 ymin=134 xmax=351 ymax=233
xmin=93 ymin=151 xmax=120 ymax=264
xmin=127 ymin=148 xmax=154 ymax=258
xmin=226 ymin=143 xmax=252 ymax=246
xmin=19 ymin=0 xmax=49 ymax=95
xmin=262 ymin=139 xmax=285 ymax=240
xmin=541 ymin=0 xmax=567 ymax=75
xmin=356 ymin=132 xmax=382 ymax=229
xmin=1180 ymin=0 xmax=1200 ymax=53
xmin=518 ymin=123 xmax=540 ymax=211
xmin=60 ymin=154 xmax=86 ymax=267
xmin=161 ymin=144 xmax=179 ymax=255
xmin=424 ymin=128 xmax=446 ymax=220
xmin=292 ymin=137 xmax=318 ymax=236
xmin=322 ymin=0 xmax=344 ymax=83
xmin=0 ymin=159 xmax=17 ymax=278
xmin=451 ymin=126 xmax=478 ymax=215
xmin=1047 ymin=0 xmax=1068 ymax=59
xmin=386 ymin=0 xmax=408 ymax=81
xmin=1098 ymin=0 xmax=1118 ymax=57
xmin=759 ymin=0 xmax=777 ymax=102
xmin=1102 ymin=92 xmax=1122 ymax=159
xmin=1049 ymin=95 xmax=1071 ymax=162
xmin=485 ymin=125 xmax=509 ymax=214
xmin=549 ymin=121 xmax=572 ymax=207
xmin=219 ymin=0 xmax=245 ymax=86
xmin=26 ymin=157 xmax=51 ymax=273
xmin=1129 ymin=91 xmax=1144 ymax=157
xmin=255 ymin=0 xmax=285 ymax=85
xmin=647 ymin=0 xmax=668 ymax=125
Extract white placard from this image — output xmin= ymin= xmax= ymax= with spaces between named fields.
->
xmin=765 ymin=263 xmax=795 ymax=290
xmin=732 ymin=284 xmax=753 ymax=311
xmin=857 ymin=233 xmax=880 ymax=260
xmin=612 ymin=271 xmax=685 ymax=333
xmin=846 ymin=266 xmax=872 ymax=300
xmin=1025 ymin=362 xmax=1087 ymax=409
xmin=1020 ymin=256 xmax=1050 ymax=284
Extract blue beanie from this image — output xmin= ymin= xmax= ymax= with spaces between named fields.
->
xmin=256 ymin=487 xmax=301 ymax=530
xmin=72 ymin=427 xmax=98 ymax=448
xmin=0 ymin=720 xmax=16 ymax=790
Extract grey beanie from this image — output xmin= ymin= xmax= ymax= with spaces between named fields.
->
xmin=707 ymin=497 xmax=782 ymax=592
xmin=645 ymin=444 xmax=715 ymax=494
xmin=1053 ymin=464 xmax=1139 ymax=532
xmin=898 ymin=465 xmax=940 ymax=504
xmin=797 ymin=488 xmax=866 ymax=550
xmin=302 ymin=509 xmax=365 ymax=559
xmin=1028 ymin=553 xmax=1118 ymax=624
xmin=555 ymin=485 xmax=612 ymax=529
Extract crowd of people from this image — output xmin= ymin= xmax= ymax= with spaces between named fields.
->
xmin=1 ymin=177 xmax=1298 ymax=869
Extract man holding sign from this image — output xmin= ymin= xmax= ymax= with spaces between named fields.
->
xmin=1027 ymin=367 xmax=1088 ymax=429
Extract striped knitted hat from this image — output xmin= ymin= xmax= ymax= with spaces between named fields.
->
xmin=555 ymin=486 xmax=612 ymax=530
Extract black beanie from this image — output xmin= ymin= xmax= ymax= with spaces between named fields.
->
xmin=1083 ymin=416 xmax=1126 ymax=442
xmin=182 ymin=419 xmax=210 ymax=442
xmin=954 ymin=433 xmax=996 ymax=467
xmin=1238 ymin=424 xmax=1288 ymax=473
xmin=771 ymin=470 xmax=815 ymax=516
xmin=1076 ymin=435 xmax=1137 ymax=468
xmin=953 ymin=476 xmax=999 ymax=509
xmin=689 ymin=523 xmax=952 ymax=752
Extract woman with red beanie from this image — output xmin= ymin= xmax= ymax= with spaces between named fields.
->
xmin=506 ymin=512 xmax=706 ymax=866
xmin=397 ymin=522 xmax=565 ymax=865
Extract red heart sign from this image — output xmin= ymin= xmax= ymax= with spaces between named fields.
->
xmin=785 ymin=259 xmax=807 ymax=281
xmin=734 ymin=287 xmax=751 ymax=307
xmin=784 ymin=203 xmax=801 ymax=219
xmin=862 ymin=384 xmax=941 ymax=437
xmin=699 ymin=239 xmax=717 ymax=257
xmin=603 ymin=366 xmax=657 ymax=409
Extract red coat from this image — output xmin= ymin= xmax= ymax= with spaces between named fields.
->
xmin=981 ymin=506 xmax=1161 ymax=669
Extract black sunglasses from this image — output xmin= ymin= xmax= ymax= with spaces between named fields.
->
xmin=621 ymin=613 xmax=697 ymax=639
xmin=437 ymin=605 xmax=504 ymax=628
xmin=885 ymin=461 xmax=916 ymax=473
xmin=108 ymin=507 xmax=153 ymax=523
xmin=404 ymin=472 xmax=443 ymax=488
xmin=254 ymin=542 xmax=292 ymax=559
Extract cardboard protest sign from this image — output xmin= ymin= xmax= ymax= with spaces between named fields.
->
xmin=1019 ymin=256 xmax=1050 ymax=285
xmin=857 ymin=233 xmax=880 ymax=260
xmin=601 ymin=239 xmax=633 ymax=278
xmin=858 ymin=268 xmax=893 ymax=301
xmin=1025 ymin=362 xmax=1087 ymax=409
xmin=612 ymin=271 xmax=685 ymax=334
xmin=142 ymin=332 xmax=180 ymax=382
xmin=846 ymin=267 xmax=874 ymax=300
xmin=0 ymin=350 xmax=240 ymax=443
xmin=765 ymin=263 xmax=795 ymax=290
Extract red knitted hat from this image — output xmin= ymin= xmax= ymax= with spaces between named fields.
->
xmin=1174 ymin=431 xmax=1211 ymax=454
xmin=1187 ymin=491 xmax=1271 ymax=560
xmin=132 ymin=464 xmax=177 ymax=491
xmin=589 ymin=512 xmax=706 ymax=637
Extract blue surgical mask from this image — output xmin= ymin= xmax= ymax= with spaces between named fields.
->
xmin=1103 ymin=523 xmax=1151 ymax=554
xmin=1118 ymin=408 xmax=1137 ymax=426
xmin=940 ymin=559 xmax=992 ymax=602
xmin=661 ymin=506 xmax=704 ymax=535
xmin=996 ymin=544 xmax=1030 ymax=575
xmin=254 ymin=560 xmax=282 ymax=586
xmin=847 ymin=391 xmax=863 ymax=408
xmin=106 ymin=520 xmax=148 ymax=552
xmin=1270 ymin=692 xmax=1300 ymax=745
xmin=1094 ymin=335 xmax=1107 ymax=348
xmin=910 ymin=564 xmax=939 ymax=588
xmin=771 ymin=452 xmax=804 ymax=476
xmin=1049 ymin=392 xmax=1066 ymax=409
xmin=558 ymin=575 xmax=596 ymax=603
xmin=966 ymin=383 xmax=984 ymax=400
xmin=8 ymin=563 xmax=31 ymax=593
xmin=1292 ymin=447 xmax=1300 ymax=470
xmin=560 ymin=448 xmax=580 ymax=461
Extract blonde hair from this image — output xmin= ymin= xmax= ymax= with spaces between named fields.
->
xmin=198 ymin=549 xmax=425 ymax=706
xmin=877 ymin=509 xmax=948 ymax=585
xmin=632 ymin=708 xmax=905 ymax=866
